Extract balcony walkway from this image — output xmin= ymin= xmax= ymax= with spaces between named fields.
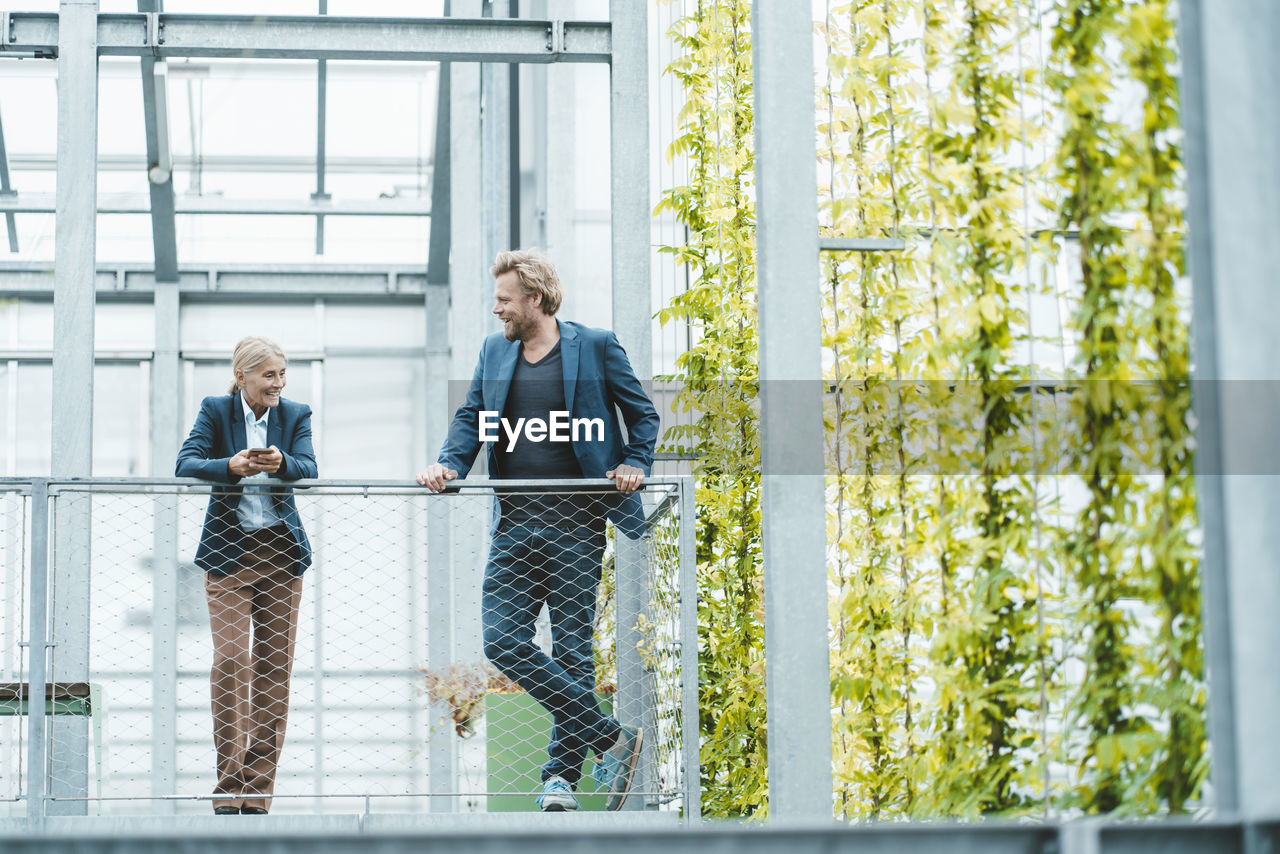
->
xmin=2 ymin=813 xmax=1274 ymax=854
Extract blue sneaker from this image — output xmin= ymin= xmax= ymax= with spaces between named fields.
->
xmin=536 ymin=775 xmax=579 ymax=812
xmin=593 ymin=725 xmax=643 ymax=811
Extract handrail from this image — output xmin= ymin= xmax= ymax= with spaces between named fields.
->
xmin=0 ymin=475 xmax=687 ymax=493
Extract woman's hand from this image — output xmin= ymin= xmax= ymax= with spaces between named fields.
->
xmin=228 ymin=446 xmax=284 ymax=478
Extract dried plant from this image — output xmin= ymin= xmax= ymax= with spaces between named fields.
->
xmin=417 ymin=662 xmax=522 ymax=738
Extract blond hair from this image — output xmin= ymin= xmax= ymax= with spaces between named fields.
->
xmin=490 ymin=249 xmax=562 ymax=316
xmin=227 ymin=336 xmax=287 ymax=395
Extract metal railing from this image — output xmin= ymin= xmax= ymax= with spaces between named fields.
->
xmin=0 ymin=476 xmax=697 ymax=824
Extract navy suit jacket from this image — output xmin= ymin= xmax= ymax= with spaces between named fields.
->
xmin=176 ymin=394 xmax=317 ymax=575
xmin=437 ymin=319 xmax=660 ymax=536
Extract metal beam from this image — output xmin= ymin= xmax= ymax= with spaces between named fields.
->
xmin=444 ymin=0 xmax=488 ymax=705
xmin=6 ymin=817 xmax=1280 ymax=854
xmin=818 ymin=237 xmax=905 ymax=252
xmin=0 ymin=262 xmax=433 ymax=296
xmin=1179 ymin=0 xmax=1280 ymax=819
xmin=48 ymin=0 xmax=99 ymax=817
xmin=7 ymin=152 xmax=436 ymax=174
xmin=608 ymin=0 xmax=653 ymax=814
xmin=1176 ymin=0 xmax=1238 ymax=816
xmin=423 ymin=5 xmax=453 ymax=813
xmin=508 ymin=2 xmax=521 ymax=249
xmin=0 ymin=192 xmax=431 ymax=215
xmin=138 ymin=0 xmax=178 ymax=283
xmin=0 ymin=108 xmax=18 ymax=252
xmin=313 ymin=0 xmax=329 ymax=255
xmin=426 ymin=60 xmax=451 ymax=289
xmin=480 ymin=0 xmax=511 ymax=283
xmin=148 ymin=282 xmax=179 ymax=812
xmin=751 ymin=0 xmax=834 ymax=821
xmin=3 ymin=13 xmax=612 ymax=63
xmin=24 ymin=479 xmax=49 ymax=827
xmin=139 ymin=56 xmax=178 ymax=280
xmin=608 ymin=0 xmax=650 ymax=376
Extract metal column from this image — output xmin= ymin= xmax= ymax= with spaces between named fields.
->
xmin=447 ymin=0 xmax=489 ymax=686
xmin=481 ymin=1 xmax=512 ymax=267
xmin=25 ymin=479 xmax=49 ymax=826
xmin=750 ymin=1 xmax=834 ymax=821
xmin=425 ymin=52 xmax=455 ymax=797
xmin=48 ymin=0 xmax=100 ymax=817
xmin=678 ymin=476 xmax=701 ymax=820
xmin=609 ymin=0 xmax=654 ymax=811
xmin=149 ymin=280 xmax=181 ymax=812
xmin=0 ymin=109 xmax=20 ymax=252
xmin=608 ymin=0 xmax=651 ymax=374
xmin=138 ymin=0 xmax=178 ymax=283
xmin=425 ymin=485 xmax=455 ymax=812
xmin=543 ymin=50 xmax=577 ymax=310
xmin=1180 ymin=0 xmax=1280 ymax=820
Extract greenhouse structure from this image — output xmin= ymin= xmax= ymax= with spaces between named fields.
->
xmin=0 ymin=0 xmax=1277 ymax=851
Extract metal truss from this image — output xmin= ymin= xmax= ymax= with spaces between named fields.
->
xmin=0 ymin=192 xmax=431 ymax=216
xmin=1 ymin=13 xmax=612 ymax=63
xmin=0 ymin=261 xmax=436 ymax=297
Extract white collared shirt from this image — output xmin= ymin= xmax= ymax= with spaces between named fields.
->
xmin=237 ymin=393 xmax=283 ymax=531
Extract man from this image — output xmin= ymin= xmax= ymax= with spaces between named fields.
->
xmin=417 ymin=249 xmax=660 ymax=812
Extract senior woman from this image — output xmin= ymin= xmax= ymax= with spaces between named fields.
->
xmin=176 ymin=336 xmax=316 ymax=816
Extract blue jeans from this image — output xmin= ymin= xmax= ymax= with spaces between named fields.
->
xmin=481 ymin=525 xmax=620 ymax=786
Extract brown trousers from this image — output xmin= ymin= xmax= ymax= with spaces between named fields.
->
xmin=205 ymin=525 xmax=304 ymax=813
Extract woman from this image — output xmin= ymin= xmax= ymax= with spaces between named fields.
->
xmin=176 ymin=336 xmax=316 ymax=815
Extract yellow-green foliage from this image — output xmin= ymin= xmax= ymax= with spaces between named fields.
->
xmin=659 ymin=0 xmax=1202 ymax=819
xmin=656 ymin=0 xmax=768 ymax=818
xmin=1049 ymin=0 xmax=1204 ymax=815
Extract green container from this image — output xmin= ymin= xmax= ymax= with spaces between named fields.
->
xmin=485 ymin=692 xmax=613 ymax=812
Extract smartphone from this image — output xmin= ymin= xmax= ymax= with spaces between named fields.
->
xmin=246 ymin=448 xmax=272 ymax=457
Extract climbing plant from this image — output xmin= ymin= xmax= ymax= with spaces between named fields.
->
xmin=655 ymin=0 xmax=768 ymax=818
xmin=657 ymin=0 xmax=1201 ymax=820
xmin=920 ymin=0 xmax=1047 ymax=815
xmin=1121 ymin=0 xmax=1205 ymax=814
xmin=1049 ymin=0 xmax=1205 ymax=814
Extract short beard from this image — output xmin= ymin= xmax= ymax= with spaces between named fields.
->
xmin=503 ymin=314 xmax=535 ymax=342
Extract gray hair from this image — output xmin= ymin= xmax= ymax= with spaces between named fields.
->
xmin=227 ymin=336 xmax=287 ymax=395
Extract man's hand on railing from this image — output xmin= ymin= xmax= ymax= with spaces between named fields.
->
xmin=606 ymin=464 xmax=645 ymax=494
xmin=416 ymin=463 xmax=458 ymax=493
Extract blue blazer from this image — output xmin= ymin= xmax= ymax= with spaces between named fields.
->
xmin=176 ymin=394 xmax=317 ymax=576
xmin=437 ymin=319 xmax=660 ymax=536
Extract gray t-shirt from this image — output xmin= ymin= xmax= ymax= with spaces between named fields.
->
xmin=496 ymin=341 xmax=601 ymax=531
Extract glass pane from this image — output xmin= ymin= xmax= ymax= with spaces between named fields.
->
xmin=180 ymin=301 xmax=320 ymax=354
xmin=12 ymin=300 xmax=53 ymax=351
xmin=97 ymin=302 xmax=156 ymax=352
xmin=15 ymin=362 xmax=51 ymax=476
xmin=324 ymin=303 xmax=425 ymax=350
xmin=321 ymin=356 xmax=423 ymax=479
xmin=93 ymin=363 xmax=149 ymax=476
xmin=0 ymin=362 xmax=8 ymax=476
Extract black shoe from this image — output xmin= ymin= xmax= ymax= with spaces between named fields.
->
xmin=213 ymin=806 xmax=239 ymax=815
xmin=240 ymin=806 xmax=268 ymax=815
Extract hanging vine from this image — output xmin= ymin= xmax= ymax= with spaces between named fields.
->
xmin=1051 ymin=0 xmax=1149 ymax=815
xmin=928 ymin=0 xmax=1043 ymax=815
xmin=657 ymin=0 xmax=1202 ymax=820
xmin=1122 ymin=0 xmax=1205 ymax=814
xmin=656 ymin=0 xmax=768 ymax=818
xmin=821 ymin=0 xmax=902 ymax=818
